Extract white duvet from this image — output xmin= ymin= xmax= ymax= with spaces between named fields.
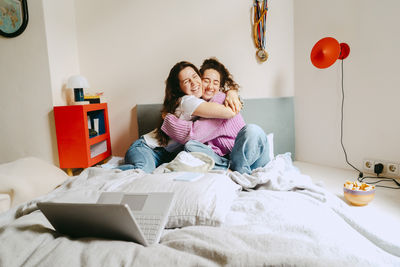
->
xmin=0 ymin=154 xmax=399 ymax=267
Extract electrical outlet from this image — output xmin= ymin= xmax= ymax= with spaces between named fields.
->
xmin=374 ymin=161 xmax=385 ymax=174
xmin=387 ymin=163 xmax=399 ymax=176
xmin=363 ymin=159 xmax=374 ymax=172
xmin=363 ymin=158 xmax=400 ymax=177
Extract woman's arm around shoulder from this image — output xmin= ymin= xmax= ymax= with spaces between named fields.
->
xmin=192 ymin=92 xmax=236 ymax=119
xmin=161 ymin=113 xmax=224 ymax=144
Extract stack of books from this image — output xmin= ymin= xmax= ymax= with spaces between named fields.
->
xmin=84 ymin=95 xmax=106 ymax=104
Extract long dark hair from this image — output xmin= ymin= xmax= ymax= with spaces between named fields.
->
xmin=155 ymin=61 xmax=201 ymax=146
xmin=199 ymin=58 xmax=240 ymax=91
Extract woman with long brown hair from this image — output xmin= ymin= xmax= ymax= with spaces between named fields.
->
xmin=119 ymin=60 xmax=239 ymax=173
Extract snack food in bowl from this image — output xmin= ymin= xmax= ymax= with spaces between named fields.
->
xmin=343 ymin=180 xmax=375 ymax=206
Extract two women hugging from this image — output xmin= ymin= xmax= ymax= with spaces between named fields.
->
xmin=119 ymin=58 xmax=271 ymax=174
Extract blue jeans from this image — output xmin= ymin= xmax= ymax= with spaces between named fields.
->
xmin=183 ymin=141 xmax=230 ymax=171
xmin=184 ymin=124 xmax=270 ymax=174
xmin=118 ymin=137 xmax=178 ymax=173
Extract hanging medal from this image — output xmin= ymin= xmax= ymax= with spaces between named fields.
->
xmin=253 ymin=0 xmax=268 ymax=62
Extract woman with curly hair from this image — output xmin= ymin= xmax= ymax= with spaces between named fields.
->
xmin=162 ymin=58 xmax=271 ymax=174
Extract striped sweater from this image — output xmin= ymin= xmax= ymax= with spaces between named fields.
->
xmin=161 ymin=92 xmax=245 ymax=156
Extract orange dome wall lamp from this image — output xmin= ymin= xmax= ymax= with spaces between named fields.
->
xmin=309 ymin=36 xmax=365 ymax=183
xmin=310 ymin=37 xmax=350 ymax=69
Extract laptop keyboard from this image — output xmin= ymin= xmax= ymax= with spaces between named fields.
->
xmin=134 ymin=214 xmax=163 ymax=244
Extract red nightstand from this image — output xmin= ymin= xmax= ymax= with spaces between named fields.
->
xmin=54 ymin=103 xmax=111 ymax=175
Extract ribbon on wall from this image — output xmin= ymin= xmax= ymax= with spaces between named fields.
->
xmin=252 ymin=0 xmax=268 ymax=62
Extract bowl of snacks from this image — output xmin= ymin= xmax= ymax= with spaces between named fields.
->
xmin=343 ymin=180 xmax=376 ymax=206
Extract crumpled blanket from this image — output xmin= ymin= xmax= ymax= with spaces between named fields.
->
xmin=227 ymin=153 xmax=324 ymax=193
xmin=157 ymin=152 xmax=400 ymax=258
xmin=0 ymin=154 xmax=399 ymax=267
xmin=224 ymin=153 xmax=400 ymax=257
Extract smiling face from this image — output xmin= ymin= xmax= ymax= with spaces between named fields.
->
xmin=178 ymin=66 xmax=202 ymax=98
xmin=201 ymin=69 xmax=221 ymax=101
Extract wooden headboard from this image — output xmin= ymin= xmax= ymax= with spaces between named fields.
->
xmin=137 ymin=97 xmax=295 ymax=158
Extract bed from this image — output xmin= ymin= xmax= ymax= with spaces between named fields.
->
xmin=0 ymin=97 xmax=399 ymax=267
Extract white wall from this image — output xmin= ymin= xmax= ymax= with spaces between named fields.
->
xmin=0 ymin=0 xmax=55 ymax=164
xmin=3 ymin=0 xmax=398 ymax=172
xmin=73 ymin=0 xmax=294 ymax=156
xmin=42 ymin=0 xmax=80 ymax=106
xmin=0 ymin=0 xmax=294 ymax=164
xmin=294 ymin=0 xmax=400 ymax=170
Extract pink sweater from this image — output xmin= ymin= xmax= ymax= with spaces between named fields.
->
xmin=161 ymin=92 xmax=245 ymax=156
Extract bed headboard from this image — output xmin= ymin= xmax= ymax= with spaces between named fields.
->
xmin=136 ymin=97 xmax=295 ymax=158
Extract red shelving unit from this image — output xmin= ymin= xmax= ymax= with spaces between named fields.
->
xmin=54 ymin=103 xmax=111 ymax=174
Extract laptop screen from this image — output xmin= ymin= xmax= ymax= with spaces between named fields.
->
xmin=122 ymin=195 xmax=147 ymax=211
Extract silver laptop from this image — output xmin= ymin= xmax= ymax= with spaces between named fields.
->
xmin=37 ymin=192 xmax=174 ymax=246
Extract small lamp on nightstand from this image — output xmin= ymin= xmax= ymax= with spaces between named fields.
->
xmin=67 ymin=75 xmax=90 ymax=103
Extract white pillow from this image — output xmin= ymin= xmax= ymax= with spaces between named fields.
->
xmin=267 ymin=133 xmax=274 ymax=160
xmin=0 ymin=157 xmax=68 ymax=209
xmin=121 ymin=172 xmax=242 ymax=228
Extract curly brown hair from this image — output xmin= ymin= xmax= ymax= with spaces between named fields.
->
xmin=155 ymin=61 xmax=201 ymax=146
xmin=199 ymin=58 xmax=240 ymax=92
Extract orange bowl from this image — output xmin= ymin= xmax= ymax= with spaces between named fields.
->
xmin=343 ymin=187 xmax=375 ymax=206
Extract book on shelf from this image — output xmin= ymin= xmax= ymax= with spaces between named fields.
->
xmin=84 ymin=96 xmax=107 ymax=104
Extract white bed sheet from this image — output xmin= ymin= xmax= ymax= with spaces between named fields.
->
xmin=0 ymin=154 xmax=399 ymax=267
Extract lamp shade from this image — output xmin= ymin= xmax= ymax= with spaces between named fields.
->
xmin=67 ymin=75 xmax=90 ymax=89
xmin=310 ymin=37 xmax=350 ymax=69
